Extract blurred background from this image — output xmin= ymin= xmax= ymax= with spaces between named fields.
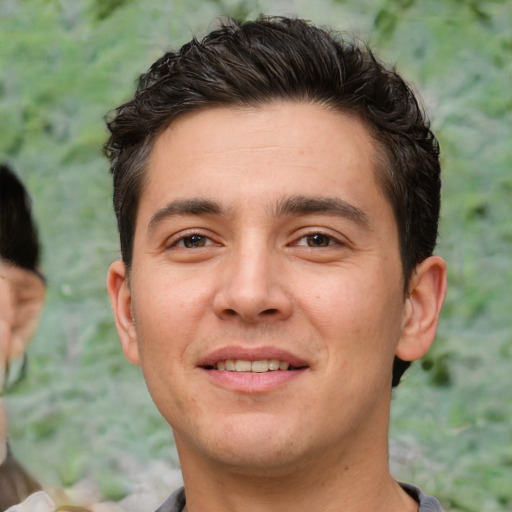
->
xmin=0 ymin=0 xmax=510 ymax=510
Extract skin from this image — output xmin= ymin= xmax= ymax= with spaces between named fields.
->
xmin=0 ymin=260 xmax=45 ymax=464
xmin=108 ymin=102 xmax=446 ymax=512
xmin=0 ymin=261 xmax=45 ymax=372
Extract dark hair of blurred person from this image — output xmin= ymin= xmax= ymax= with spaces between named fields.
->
xmin=0 ymin=164 xmax=41 ymax=273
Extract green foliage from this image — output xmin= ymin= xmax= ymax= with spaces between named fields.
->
xmin=210 ymin=0 xmax=255 ymax=20
xmin=92 ymin=0 xmax=135 ymax=21
xmin=1 ymin=0 xmax=510 ymax=509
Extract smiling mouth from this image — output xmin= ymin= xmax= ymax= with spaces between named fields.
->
xmin=205 ymin=359 xmax=305 ymax=373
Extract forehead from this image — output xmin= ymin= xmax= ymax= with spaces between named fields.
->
xmin=138 ymin=102 xmax=391 ymax=225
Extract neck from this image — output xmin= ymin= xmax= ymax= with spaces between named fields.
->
xmin=176 ymin=416 xmax=417 ymax=512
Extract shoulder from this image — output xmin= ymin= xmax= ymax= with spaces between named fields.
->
xmin=4 ymin=491 xmax=55 ymax=512
xmin=4 ymin=490 xmax=127 ymax=512
xmin=399 ymin=482 xmax=445 ymax=512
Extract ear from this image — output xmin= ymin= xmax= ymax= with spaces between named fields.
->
xmin=106 ymin=260 xmax=141 ymax=365
xmin=396 ymin=256 xmax=447 ymax=361
xmin=0 ymin=262 xmax=46 ymax=362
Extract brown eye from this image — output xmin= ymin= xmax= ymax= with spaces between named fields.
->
xmin=182 ymin=235 xmax=208 ymax=248
xmin=306 ymin=234 xmax=331 ymax=247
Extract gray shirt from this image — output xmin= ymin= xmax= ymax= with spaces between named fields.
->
xmin=155 ymin=483 xmax=444 ymax=511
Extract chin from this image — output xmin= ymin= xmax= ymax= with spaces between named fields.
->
xmin=177 ymin=413 xmax=315 ymax=474
xmin=207 ymin=442 xmax=309 ymax=477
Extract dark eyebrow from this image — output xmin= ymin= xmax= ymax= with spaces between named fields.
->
xmin=273 ymin=195 xmax=370 ymax=227
xmin=147 ymin=198 xmax=223 ymax=234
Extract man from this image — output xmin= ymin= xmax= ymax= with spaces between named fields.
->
xmin=106 ymin=17 xmax=447 ymax=512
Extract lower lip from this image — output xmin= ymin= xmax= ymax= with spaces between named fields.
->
xmin=200 ymin=368 xmax=307 ymax=393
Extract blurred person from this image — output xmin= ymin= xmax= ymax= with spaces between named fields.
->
xmin=105 ymin=16 xmax=447 ymax=512
xmin=0 ymin=165 xmax=104 ymax=512
xmin=0 ymin=163 xmax=45 ymax=511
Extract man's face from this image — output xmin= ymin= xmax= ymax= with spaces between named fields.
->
xmin=110 ymin=102 xmax=412 ymax=474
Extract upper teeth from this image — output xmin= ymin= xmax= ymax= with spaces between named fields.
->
xmin=216 ymin=359 xmax=290 ymax=372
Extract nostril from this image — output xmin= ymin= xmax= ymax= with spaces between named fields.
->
xmin=261 ymin=308 xmax=278 ymax=315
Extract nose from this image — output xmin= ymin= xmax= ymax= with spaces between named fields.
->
xmin=212 ymin=243 xmax=293 ymax=324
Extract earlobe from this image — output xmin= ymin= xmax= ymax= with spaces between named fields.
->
xmin=396 ymin=256 xmax=447 ymax=361
xmin=106 ymin=260 xmax=141 ymax=365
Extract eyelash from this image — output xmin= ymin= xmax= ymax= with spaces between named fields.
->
xmin=167 ymin=231 xmax=217 ymax=249
xmin=293 ymin=232 xmax=342 ymax=248
xmin=166 ymin=229 xmax=345 ymax=250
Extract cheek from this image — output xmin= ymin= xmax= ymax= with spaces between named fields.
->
xmin=132 ymin=273 xmax=212 ymax=361
xmin=296 ymin=269 xmax=376 ymax=331
xmin=297 ymin=266 xmax=404 ymax=360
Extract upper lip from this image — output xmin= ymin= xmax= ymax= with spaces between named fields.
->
xmin=199 ymin=346 xmax=309 ymax=368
